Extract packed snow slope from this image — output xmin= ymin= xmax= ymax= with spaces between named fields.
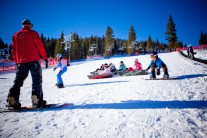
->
xmin=183 ymin=49 xmax=207 ymax=60
xmin=0 ymin=52 xmax=207 ymax=138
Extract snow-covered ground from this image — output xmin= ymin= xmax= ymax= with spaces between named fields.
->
xmin=0 ymin=51 xmax=207 ymax=138
xmin=182 ymin=49 xmax=207 ymax=60
xmin=195 ymin=50 xmax=207 ymax=60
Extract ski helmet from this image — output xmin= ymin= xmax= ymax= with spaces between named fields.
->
xmin=56 ymin=53 xmax=62 ymax=58
xmin=22 ymin=19 xmax=33 ymax=27
xmin=135 ymin=58 xmax=139 ymax=62
xmin=150 ymin=52 xmax=158 ymax=58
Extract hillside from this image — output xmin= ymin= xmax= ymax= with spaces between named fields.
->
xmin=0 ymin=52 xmax=207 ymax=138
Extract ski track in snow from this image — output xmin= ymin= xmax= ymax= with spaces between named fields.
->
xmin=0 ymin=51 xmax=207 ymax=138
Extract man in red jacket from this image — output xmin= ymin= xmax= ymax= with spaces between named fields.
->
xmin=7 ymin=19 xmax=47 ymax=109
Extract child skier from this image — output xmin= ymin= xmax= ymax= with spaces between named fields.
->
xmin=53 ymin=53 xmax=67 ymax=88
xmin=146 ymin=52 xmax=169 ymax=79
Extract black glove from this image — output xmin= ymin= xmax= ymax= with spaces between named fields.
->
xmin=59 ymin=70 xmax=62 ymax=74
xmin=157 ymin=69 xmax=160 ymax=75
xmin=146 ymin=67 xmax=150 ymax=71
xmin=45 ymin=59 xmax=48 ymax=69
xmin=53 ymin=67 xmax=56 ymax=71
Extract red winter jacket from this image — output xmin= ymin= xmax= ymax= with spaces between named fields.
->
xmin=127 ymin=61 xmax=142 ymax=72
xmin=11 ymin=27 xmax=47 ymax=64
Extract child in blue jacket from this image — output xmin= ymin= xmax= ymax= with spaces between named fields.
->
xmin=119 ymin=61 xmax=127 ymax=71
xmin=146 ymin=52 xmax=169 ymax=79
xmin=53 ymin=53 xmax=67 ymax=88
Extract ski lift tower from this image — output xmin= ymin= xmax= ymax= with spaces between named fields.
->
xmin=118 ymin=44 xmax=126 ymax=51
xmin=129 ymin=41 xmax=137 ymax=54
xmin=106 ymin=44 xmax=114 ymax=59
xmin=89 ymin=41 xmax=97 ymax=56
xmin=61 ymin=33 xmax=75 ymax=66
xmin=130 ymin=41 xmax=137 ymax=48
xmin=118 ymin=45 xmax=126 ymax=55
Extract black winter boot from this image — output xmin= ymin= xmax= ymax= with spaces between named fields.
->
xmin=163 ymin=68 xmax=169 ymax=78
xmin=7 ymin=96 xmax=21 ymax=109
xmin=32 ymin=95 xmax=47 ymax=108
xmin=150 ymin=69 xmax=156 ymax=79
xmin=56 ymin=83 xmax=64 ymax=88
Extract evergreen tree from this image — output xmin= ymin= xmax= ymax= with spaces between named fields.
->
xmin=159 ymin=43 xmax=166 ymax=52
xmin=54 ymin=31 xmax=65 ymax=58
xmin=113 ymin=39 xmax=121 ymax=55
xmin=80 ymin=38 xmax=87 ymax=59
xmin=54 ymin=39 xmax=60 ymax=58
xmin=104 ymin=26 xmax=114 ymax=56
xmin=70 ymin=33 xmax=82 ymax=60
xmin=177 ymin=40 xmax=183 ymax=48
xmin=165 ymin=15 xmax=178 ymax=50
xmin=155 ymin=38 xmax=160 ymax=47
xmin=0 ymin=38 xmax=6 ymax=49
xmin=88 ymin=35 xmax=97 ymax=56
xmin=140 ymin=41 xmax=147 ymax=54
xmin=155 ymin=38 xmax=160 ymax=52
xmin=127 ymin=24 xmax=136 ymax=55
xmin=0 ymin=38 xmax=4 ymax=49
xmin=199 ymin=31 xmax=207 ymax=45
xmin=101 ymin=35 xmax=105 ymax=56
xmin=95 ymin=37 xmax=101 ymax=55
xmin=40 ymin=34 xmax=48 ymax=57
xmin=47 ymin=37 xmax=56 ymax=57
xmin=146 ymin=35 xmax=153 ymax=52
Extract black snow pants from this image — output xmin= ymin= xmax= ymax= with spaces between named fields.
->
xmin=151 ymin=63 xmax=169 ymax=78
xmin=7 ymin=61 xmax=43 ymax=102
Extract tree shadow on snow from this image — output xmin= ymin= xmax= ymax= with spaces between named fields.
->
xmin=177 ymin=74 xmax=207 ymax=80
xmin=64 ymin=80 xmax=129 ymax=87
xmin=15 ymin=100 xmax=207 ymax=113
xmin=69 ymin=100 xmax=207 ymax=110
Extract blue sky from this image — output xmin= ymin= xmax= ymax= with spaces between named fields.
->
xmin=0 ymin=0 xmax=206 ymax=46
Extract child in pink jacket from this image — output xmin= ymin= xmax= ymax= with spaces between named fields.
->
xmin=127 ymin=58 xmax=142 ymax=71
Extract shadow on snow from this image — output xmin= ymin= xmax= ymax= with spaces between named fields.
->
xmin=15 ymin=100 xmax=207 ymax=113
xmin=177 ymin=74 xmax=207 ymax=80
xmin=69 ymin=100 xmax=207 ymax=110
xmin=64 ymin=80 xmax=129 ymax=87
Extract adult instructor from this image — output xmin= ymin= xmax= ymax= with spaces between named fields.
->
xmin=7 ymin=19 xmax=47 ymax=109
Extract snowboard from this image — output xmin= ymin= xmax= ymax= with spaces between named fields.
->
xmin=87 ymin=73 xmax=113 ymax=79
xmin=118 ymin=70 xmax=148 ymax=76
xmin=143 ymin=77 xmax=178 ymax=80
xmin=0 ymin=103 xmax=73 ymax=113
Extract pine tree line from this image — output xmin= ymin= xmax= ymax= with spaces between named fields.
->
xmin=0 ymin=15 xmax=207 ymax=60
xmin=40 ymin=15 xmax=206 ymax=60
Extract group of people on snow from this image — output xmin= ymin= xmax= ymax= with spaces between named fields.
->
xmin=93 ymin=58 xmax=142 ymax=74
xmin=6 ymin=19 xmax=170 ymax=110
xmin=91 ymin=51 xmax=169 ymax=80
